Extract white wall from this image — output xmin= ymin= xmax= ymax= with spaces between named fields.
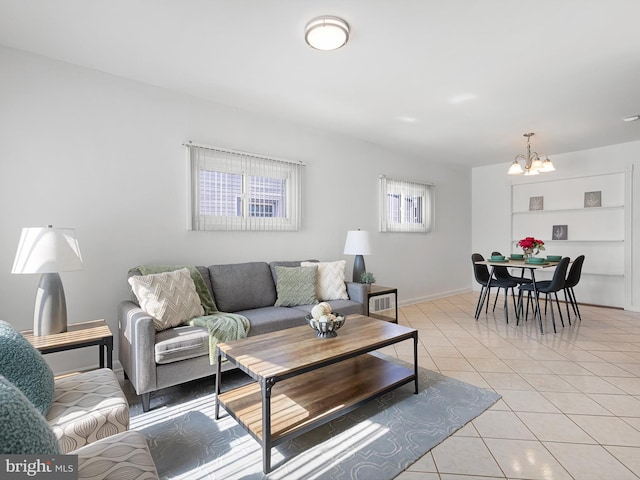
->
xmin=472 ymin=141 xmax=640 ymax=311
xmin=0 ymin=46 xmax=472 ymax=374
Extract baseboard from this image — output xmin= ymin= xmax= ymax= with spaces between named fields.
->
xmin=399 ymin=288 xmax=472 ymax=307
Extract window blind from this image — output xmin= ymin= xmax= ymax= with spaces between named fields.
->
xmin=187 ymin=143 xmax=303 ymax=231
xmin=379 ymin=176 xmax=434 ymax=233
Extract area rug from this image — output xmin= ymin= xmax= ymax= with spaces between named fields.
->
xmin=129 ymin=358 xmax=500 ymax=480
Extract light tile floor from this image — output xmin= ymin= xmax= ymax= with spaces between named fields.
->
xmin=387 ymin=292 xmax=640 ymax=480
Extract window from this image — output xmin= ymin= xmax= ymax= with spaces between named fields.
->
xmin=379 ymin=176 xmax=434 ymax=233
xmin=187 ymin=143 xmax=304 ymax=231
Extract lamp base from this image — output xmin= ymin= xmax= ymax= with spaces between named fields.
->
xmin=353 ymin=255 xmax=366 ymax=283
xmin=34 ymin=272 xmax=68 ymax=336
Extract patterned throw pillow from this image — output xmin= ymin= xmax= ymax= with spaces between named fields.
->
xmin=128 ymin=268 xmax=205 ymax=331
xmin=274 ymin=265 xmax=318 ymax=307
xmin=0 ymin=320 xmax=55 ymax=415
xmin=0 ymin=375 xmax=61 ymax=454
xmin=301 ymin=260 xmax=349 ymax=301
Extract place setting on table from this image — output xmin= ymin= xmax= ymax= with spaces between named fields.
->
xmin=473 ymin=237 xmax=567 ymax=333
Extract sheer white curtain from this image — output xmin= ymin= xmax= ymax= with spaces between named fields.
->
xmin=187 ymin=143 xmax=303 ymax=231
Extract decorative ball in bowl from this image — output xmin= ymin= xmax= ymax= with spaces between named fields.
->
xmin=305 ymin=313 xmax=346 ymax=338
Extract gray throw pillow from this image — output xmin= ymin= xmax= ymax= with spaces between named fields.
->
xmin=274 ymin=265 xmax=319 ymax=307
xmin=0 ymin=320 xmax=54 ymax=415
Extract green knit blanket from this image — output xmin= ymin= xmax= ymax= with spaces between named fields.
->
xmin=188 ymin=313 xmax=250 ymax=364
xmin=130 ymin=265 xmax=250 ymax=363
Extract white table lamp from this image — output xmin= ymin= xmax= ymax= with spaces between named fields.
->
xmin=343 ymin=229 xmax=371 ymax=283
xmin=12 ymin=225 xmax=83 ymax=336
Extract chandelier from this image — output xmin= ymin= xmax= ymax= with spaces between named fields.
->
xmin=507 ymin=132 xmax=555 ymax=175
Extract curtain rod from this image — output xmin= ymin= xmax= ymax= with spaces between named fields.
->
xmin=183 ymin=140 xmax=306 ymax=166
xmin=380 ymin=174 xmax=435 ymax=187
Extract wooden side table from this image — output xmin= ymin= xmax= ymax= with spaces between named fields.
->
xmin=21 ymin=319 xmax=114 ymax=369
xmin=366 ymin=285 xmax=398 ymax=323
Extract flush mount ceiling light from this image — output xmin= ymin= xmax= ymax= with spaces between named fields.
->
xmin=507 ymin=132 xmax=556 ymax=176
xmin=623 ymin=115 xmax=640 ymax=122
xmin=305 ymin=16 xmax=349 ymax=51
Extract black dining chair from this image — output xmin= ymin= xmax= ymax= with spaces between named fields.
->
xmin=491 ymin=251 xmax=533 ymax=286
xmin=517 ymin=257 xmax=570 ymax=333
xmin=564 ymin=255 xmax=585 ymax=322
xmin=472 ymin=253 xmax=518 ymax=322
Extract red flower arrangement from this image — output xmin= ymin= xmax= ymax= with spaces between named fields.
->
xmin=518 ymin=236 xmax=545 ymax=256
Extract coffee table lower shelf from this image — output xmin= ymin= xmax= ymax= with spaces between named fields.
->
xmin=217 ymin=353 xmax=415 ymax=469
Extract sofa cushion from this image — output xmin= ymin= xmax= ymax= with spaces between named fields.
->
xmin=209 ymin=262 xmax=276 ymax=312
xmin=301 ymin=260 xmax=349 ymax=301
xmin=47 ymin=368 xmax=130 ymax=453
xmin=235 ymin=306 xmax=308 ymax=336
xmin=292 ymin=299 xmax=365 ymax=317
xmin=128 ymin=268 xmax=205 ymax=331
xmin=0 ymin=320 xmax=55 ymax=415
xmin=154 ymin=325 xmax=209 ymax=364
xmin=274 ymin=265 xmax=318 ymax=307
xmin=0 ymin=375 xmax=61 ymax=454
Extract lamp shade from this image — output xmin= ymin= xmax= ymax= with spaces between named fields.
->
xmin=12 ymin=226 xmax=83 ymax=274
xmin=343 ymin=230 xmax=371 ymax=255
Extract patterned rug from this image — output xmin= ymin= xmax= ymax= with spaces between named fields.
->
xmin=127 ymin=357 xmax=500 ymax=480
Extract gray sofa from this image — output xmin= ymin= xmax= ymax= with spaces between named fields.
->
xmin=118 ymin=260 xmax=367 ymax=411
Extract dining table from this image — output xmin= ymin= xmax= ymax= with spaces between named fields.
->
xmin=474 ymin=257 xmax=561 ymax=334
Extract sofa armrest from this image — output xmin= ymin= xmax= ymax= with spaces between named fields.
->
xmin=346 ymin=282 xmax=368 ymax=308
xmin=117 ymin=301 xmax=157 ymax=396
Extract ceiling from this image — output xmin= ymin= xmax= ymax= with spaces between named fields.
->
xmin=1 ymin=0 xmax=640 ymax=168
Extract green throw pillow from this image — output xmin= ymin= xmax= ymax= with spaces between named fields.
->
xmin=0 ymin=320 xmax=54 ymax=415
xmin=274 ymin=265 xmax=318 ymax=307
xmin=0 ymin=375 xmax=61 ymax=454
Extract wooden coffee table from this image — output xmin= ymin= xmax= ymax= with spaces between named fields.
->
xmin=214 ymin=315 xmax=418 ymax=473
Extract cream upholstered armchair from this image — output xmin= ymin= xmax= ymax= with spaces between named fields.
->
xmin=0 ymin=320 xmax=159 ymax=479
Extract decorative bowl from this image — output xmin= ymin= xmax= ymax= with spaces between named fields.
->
xmin=490 ymin=255 xmax=505 ymax=261
xmin=510 ymin=253 xmax=524 ymax=260
xmin=305 ymin=313 xmax=346 ymax=338
xmin=547 ymin=255 xmax=562 ymax=261
xmin=527 ymin=257 xmax=544 ymax=264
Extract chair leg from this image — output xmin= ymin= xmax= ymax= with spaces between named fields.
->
xmin=563 ymin=289 xmax=572 ymax=325
xmin=475 ymin=285 xmax=486 ymax=318
xmin=516 ymin=290 xmax=523 ymax=325
xmin=547 ymin=293 xmax=557 ymax=333
xmin=544 ymin=295 xmax=548 ymax=315
xmin=569 ymin=288 xmax=579 ymax=316
xmin=511 ymin=288 xmax=518 ymax=315
xmin=492 ymin=287 xmax=500 ymax=312
xmin=529 ymin=291 xmax=537 ymax=319
xmin=503 ymin=288 xmax=509 ymax=323
xmin=570 ymin=287 xmax=582 ymax=321
xmin=554 ymin=292 xmax=565 ymax=327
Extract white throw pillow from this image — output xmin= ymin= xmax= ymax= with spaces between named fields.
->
xmin=128 ymin=268 xmax=204 ymax=331
xmin=301 ymin=260 xmax=349 ymax=301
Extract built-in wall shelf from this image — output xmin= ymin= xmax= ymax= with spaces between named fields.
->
xmin=583 ymin=272 xmax=624 ymax=277
xmin=510 ymin=171 xmax=627 ymax=308
xmin=540 ymin=239 xmax=625 ymax=244
xmin=513 ymin=205 xmax=624 ymax=215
